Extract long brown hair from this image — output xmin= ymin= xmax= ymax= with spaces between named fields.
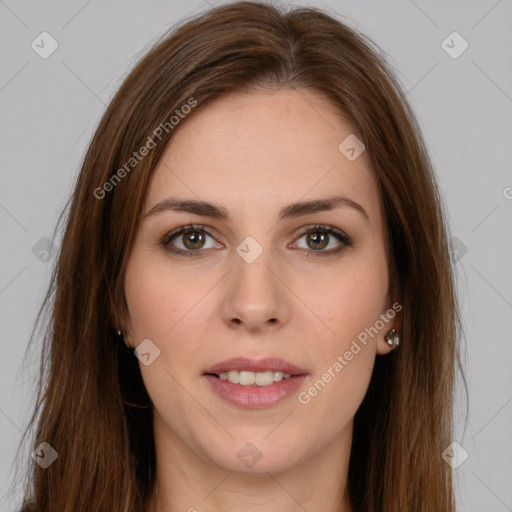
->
xmin=15 ymin=1 xmax=464 ymax=510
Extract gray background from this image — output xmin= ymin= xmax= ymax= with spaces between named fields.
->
xmin=1 ymin=0 xmax=511 ymax=510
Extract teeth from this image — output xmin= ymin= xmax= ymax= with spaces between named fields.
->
xmin=217 ymin=370 xmax=293 ymax=386
xmin=239 ymin=371 xmax=255 ymax=385
xmin=227 ymin=370 xmax=239 ymax=383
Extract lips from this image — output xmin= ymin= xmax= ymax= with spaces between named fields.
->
xmin=203 ymin=356 xmax=308 ymax=376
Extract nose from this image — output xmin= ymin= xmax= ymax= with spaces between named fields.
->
xmin=221 ymin=248 xmax=291 ymax=333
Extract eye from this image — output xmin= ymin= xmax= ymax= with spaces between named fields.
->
xmin=290 ymin=225 xmax=353 ymax=257
xmin=160 ymin=224 xmax=221 ymax=257
xmin=160 ymin=223 xmax=353 ymax=258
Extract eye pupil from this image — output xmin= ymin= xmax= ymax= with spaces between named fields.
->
xmin=307 ymin=232 xmax=328 ymax=250
xmin=184 ymin=231 xmax=205 ymax=250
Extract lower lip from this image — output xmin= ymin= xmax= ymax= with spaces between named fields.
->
xmin=203 ymin=374 xmax=307 ymax=408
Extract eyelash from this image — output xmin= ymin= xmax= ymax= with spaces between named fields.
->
xmin=159 ymin=223 xmax=353 ymax=258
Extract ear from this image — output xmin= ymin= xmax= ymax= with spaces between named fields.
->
xmin=113 ymin=303 xmax=133 ymax=348
xmin=122 ymin=332 xmax=132 ymax=349
xmin=120 ymin=325 xmax=134 ymax=349
xmin=114 ymin=326 xmax=132 ymax=348
xmin=376 ymin=291 xmax=402 ymax=355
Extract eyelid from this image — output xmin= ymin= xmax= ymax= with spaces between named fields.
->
xmin=294 ymin=224 xmax=351 ymax=243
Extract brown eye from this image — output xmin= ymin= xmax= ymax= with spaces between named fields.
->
xmin=161 ymin=224 xmax=220 ymax=257
xmin=291 ymin=225 xmax=353 ymax=257
xmin=161 ymin=224 xmax=353 ymax=258
xmin=305 ymin=231 xmax=329 ymax=251
xmin=181 ymin=230 xmax=206 ymax=250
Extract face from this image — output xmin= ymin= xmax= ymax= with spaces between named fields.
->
xmin=123 ymin=87 xmax=400 ymax=475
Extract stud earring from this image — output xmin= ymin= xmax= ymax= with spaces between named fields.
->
xmin=384 ymin=329 xmax=400 ymax=349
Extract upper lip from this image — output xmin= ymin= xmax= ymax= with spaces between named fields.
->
xmin=204 ymin=357 xmax=308 ymax=376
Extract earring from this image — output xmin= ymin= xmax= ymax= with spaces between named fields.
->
xmin=385 ymin=329 xmax=400 ymax=349
xmin=116 ymin=328 xmax=130 ymax=348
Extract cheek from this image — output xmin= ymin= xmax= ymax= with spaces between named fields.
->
xmin=123 ymin=250 xmax=198 ymax=342
xmin=302 ymin=254 xmax=389 ymax=345
xmin=296 ymin=323 xmax=376 ymax=445
xmin=293 ymin=253 xmax=387 ymax=421
xmin=123 ymin=253 xmax=201 ymax=412
xmin=123 ymin=249 xmax=218 ymax=381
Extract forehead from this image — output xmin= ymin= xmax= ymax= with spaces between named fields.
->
xmin=145 ymin=88 xmax=382 ymax=229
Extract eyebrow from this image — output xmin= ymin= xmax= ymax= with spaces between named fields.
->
xmin=143 ymin=194 xmax=370 ymax=224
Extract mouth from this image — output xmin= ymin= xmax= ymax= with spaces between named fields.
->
xmin=203 ymin=356 xmax=308 ymax=386
xmin=202 ymin=357 xmax=308 ymax=408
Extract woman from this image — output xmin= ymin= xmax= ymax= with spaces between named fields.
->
xmin=17 ymin=1 xmax=464 ymax=510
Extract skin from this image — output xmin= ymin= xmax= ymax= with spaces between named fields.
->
xmin=123 ymin=87 xmax=401 ymax=512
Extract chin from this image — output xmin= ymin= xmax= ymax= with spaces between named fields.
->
xmin=198 ymin=434 xmax=306 ymax=475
